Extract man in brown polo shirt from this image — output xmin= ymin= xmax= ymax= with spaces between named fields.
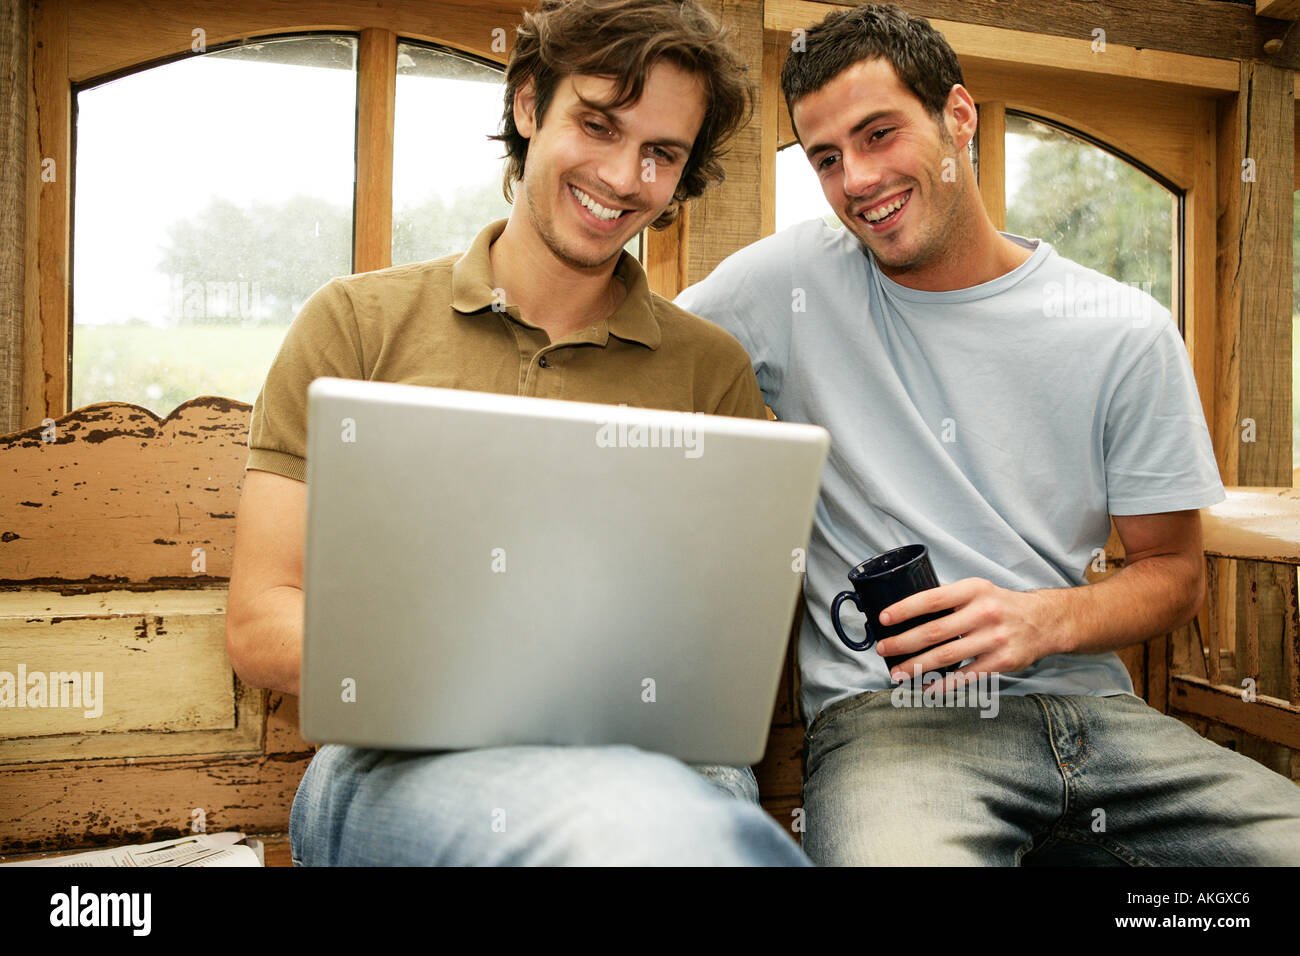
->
xmin=226 ymin=0 xmax=810 ymax=866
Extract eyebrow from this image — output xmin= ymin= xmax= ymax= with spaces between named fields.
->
xmin=804 ymin=110 xmax=901 ymax=159
xmin=571 ymin=98 xmax=695 ymax=155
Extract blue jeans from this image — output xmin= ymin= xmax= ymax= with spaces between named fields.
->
xmin=803 ymin=689 xmax=1300 ymax=865
xmin=289 ymin=744 xmax=811 ymax=866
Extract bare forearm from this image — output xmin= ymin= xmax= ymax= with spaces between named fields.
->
xmin=1037 ymin=555 xmax=1204 ymax=657
xmin=227 ymin=585 xmax=304 ymax=697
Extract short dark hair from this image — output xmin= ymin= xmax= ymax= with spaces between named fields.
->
xmin=490 ymin=0 xmax=754 ymax=229
xmin=781 ymin=3 xmax=963 ymax=136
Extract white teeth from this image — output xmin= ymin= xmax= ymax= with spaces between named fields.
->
xmin=571 ymin=186 xmax=625 ymax=221
xmin=864 ymin=192 xmax=908 ymax=223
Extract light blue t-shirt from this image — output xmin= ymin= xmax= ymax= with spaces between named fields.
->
xmin=676 ymin=218 xmax=1225 ymax=722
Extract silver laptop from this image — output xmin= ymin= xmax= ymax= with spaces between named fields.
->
xmin=299 ymin=377 xmax=830 ymax=765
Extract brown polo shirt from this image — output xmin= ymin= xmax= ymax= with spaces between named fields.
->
xmin=246 ymin=218 xmax=767 ymax=481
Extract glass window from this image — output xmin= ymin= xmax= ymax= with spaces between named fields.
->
xmin=71 ymin=35 xmax=358 ymax=414
xmin=775 ymin=142 xmax=838 ymax=234
xmin=392 ymin=43 xmax=513 ymax=265
xmin=1005 ymin=112 xmax=1176 ymax=314
xmin=392 ymin=41 xmax=640 ymax=266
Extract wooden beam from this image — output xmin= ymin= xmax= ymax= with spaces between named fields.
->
xmin=769 ymin=0 xmax=1300 ymax=71
xmin=1170 ymin=675 xmax=1300 ymax=750
xmin=975 ymin=101 xmax=1005 ymax=231
xmin=767 ymin=0 xmax=1238 ymax=92
xmin=27 ymin=0 xmax=70 ymax=430
xmin=0 ymin=0 xmax=27 ymax=436
xmin=1258 ymin=0 xmax=1300 ymax=21
xmin=66 ymin=0 xmax=522 ymax=84
xmin=761 ymin=32 xmax=783 ymax=238
xmin=1202 ymin=488 xmax=1300 ymax=565
xmin=354 ymin=28 xmax=396 ymax=275
xmin=1185 ymin=99 xmax=1217 ymax=436
xmin=685 ymin=0 xmax=764 ymax=285
xmin=644 ymin=207 xmax=689 ymax=300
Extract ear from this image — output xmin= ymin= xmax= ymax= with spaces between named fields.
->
xmin=514 ymin=76 xmax=538 ymax=139
xmin=944 ymin=83 xmax=978 ymax=151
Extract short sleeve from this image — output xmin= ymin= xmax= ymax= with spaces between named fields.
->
xmin=1103 ymin=320 xmax=1225 ymax=515
xmin=246 ymin=278 xmax=366 ymax=482
xmin=675 ymin=232 xmax=795 ymax=410
xmin=711 ymin=364 xmax=770 ymax=421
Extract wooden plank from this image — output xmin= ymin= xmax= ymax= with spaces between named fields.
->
xmin=27 ymin=0 xmax=70 ymax=430
xmin=760 ymin=33 xmax=783 ymax=238
xmin=0 ymin=587 xmax=270 ymax=763
xmin=1148 ymin=631 xmax=1169 ymax=713
xmin=0 ymin=611 xmax=233 ymax=739
xmin=767 ymin=0 xmax=1300 ymax=71
xmin=1200 ymin=557 xmax=1218 ymax=680
xmin=0 ymin=398 xmax=251 ymax=584
xmin=1202 ymin=488 xmax=1300 ymax=564
xmin=753 ymin=722 xmax=804 ymax=800
xmin=1227 ymin=64 xmax=1295 ymax=489
xmin=644 ymin=206 xmax=688 ymax=300
xmin=1243 ymin=561 xmax=1261 ymax=681
xmin=767 ymin=1 xmax=1238 ymax=92
xmin=1215 ymin=92 xmax=1242 ymax=485
xmin=1258 ymin=0 xmax=1300 ymax=20
xmin=1208 ymin=563 xmax=1222 ymax=683
xmin=1185 ymin=98 xmax=1217 ymax=431
xmin=1169 ymin=675 xmax=1300 ymax=750
xmin=0 ymin=0 xmax=27 ymax=437
xmin=686 ymin=0 xmax=763 ymax=285
xmin=66 ymin=0 xmax=521 ymax=84
xmin=354 ymin=28 xmax=396 ymax=275
xmin=0 ymin=750 xmax=310 ymax=853
xmin=759 ymin=793 xmax=803 ymax=839
xmin=1283 ymin=567 xmax=1300 ymax=705
xmin=975 ymin=101 xmax=1005 ymax=230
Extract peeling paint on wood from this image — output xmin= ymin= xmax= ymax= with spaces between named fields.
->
xmin=0 ymin=398 xmax=251 ymax=584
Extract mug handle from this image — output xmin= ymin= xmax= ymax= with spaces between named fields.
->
xmin=831 ymin=590 xmax=877 ymax=652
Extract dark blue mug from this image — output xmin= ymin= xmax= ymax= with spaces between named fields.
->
xmin=831 ymin=544 xmax=962 ymax=676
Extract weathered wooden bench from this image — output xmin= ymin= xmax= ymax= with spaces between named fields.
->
xmin=2 ymin=399 xmax=1296 ymax=862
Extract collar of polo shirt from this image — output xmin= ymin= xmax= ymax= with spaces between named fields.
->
xmin=450 ymin=219 xmax=662 ymax=350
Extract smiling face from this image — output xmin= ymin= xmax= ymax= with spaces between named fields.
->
xmin=512 ymin=60 xmax=707 ymax=271
xmin=793 ymin=57 xmax=975 ymax=280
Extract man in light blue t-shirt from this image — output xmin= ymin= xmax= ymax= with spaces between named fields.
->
xmin=678 ymin=3 xmax=1300 ymax=865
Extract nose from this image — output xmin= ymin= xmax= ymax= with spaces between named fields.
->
xmin=840 ymin=146 xmax=884 ymax=199
xmin=595 ymin=140 xmax=643 ymax=202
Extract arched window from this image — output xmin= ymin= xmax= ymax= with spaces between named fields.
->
xmin=70 ymin=32 xmax=643 ymax=415
xmin=773 ymin=113 xmax=1178 ymax=327
xmin=1005 ymin=111 xmax=1176 ymax=319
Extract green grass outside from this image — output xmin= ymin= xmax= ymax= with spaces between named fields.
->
xmin=71 ymin=323 xmax=289 ymax=418
xmin=72 ymin=320 xmax=1300 ymax=474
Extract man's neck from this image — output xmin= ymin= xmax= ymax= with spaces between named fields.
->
xmin=489 ymin=213 xmax=627 ymax=342
xmin=879 ymin=197 xmax=1034 ymax=293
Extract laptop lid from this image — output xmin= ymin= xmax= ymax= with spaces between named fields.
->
xmin=300 ymin=377 xmax=829 ymax=765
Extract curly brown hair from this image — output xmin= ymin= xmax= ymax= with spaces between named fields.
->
xmin=490 ymin=0 xmax=754 ymax=229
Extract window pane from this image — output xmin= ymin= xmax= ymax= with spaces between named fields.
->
xmin=1005 ymin=112 xmax=1174 ymax=313
xmin=392 ymin=43 xmax=513 ymax=265
xmin=775 ymin=143 xmax=838 ymax=233
xmin=72 ymin=35 xmax=358 ymax=413
xmin=391 ymin=42 xmax=642 ymax=266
